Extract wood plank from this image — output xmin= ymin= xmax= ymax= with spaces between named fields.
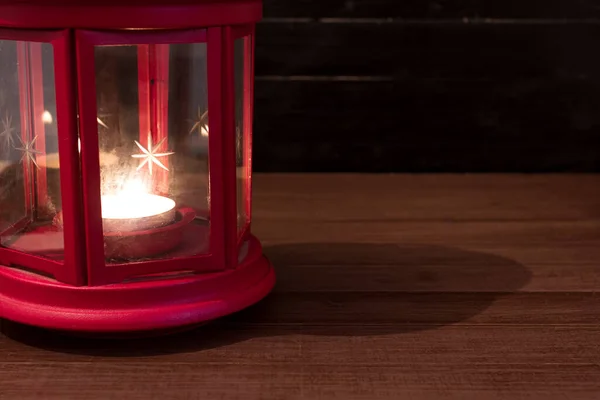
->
xmin=262 ymin=0 xmax=600 ymax=19
xmin=252 ymin=175 xmax=600 ymax=292
xmin=255 ymin=220 xmax=600 ymax=265
xmin=253 ymin=21 xmax=600 ymax=172
xmin=2 ymin=363 xmax=598 ymax=400
xmin=253 ymin=80 xmax=600 ymax=172
xmin=253 ymin=174 xmax=600 ymax=221
xmin=3 ymin=323 xmax=600 ymax=363
xmin=270 ymin=262 xmax=600 ymax=293
xmin=229 ymin=292 xmax=600 ymax=326
xmin=251 ymin=174 xmax=600 ymax=296
xmin=255 ymin=22 xmax=600 ymax=78
xmin=1 ymin=326 xmax=600 ymax=399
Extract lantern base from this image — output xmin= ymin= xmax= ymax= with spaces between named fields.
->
xmin=0 ymin=235 xmax=275 ymax=332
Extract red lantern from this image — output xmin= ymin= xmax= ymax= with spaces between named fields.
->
xmin=0 ymin=0 xmax=274 ymax=332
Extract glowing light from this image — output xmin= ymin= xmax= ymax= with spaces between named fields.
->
xmin=190 ymin=108 xmax=209 ymax=137
xmin=42 ymin=110 xmax=53 ymax=124
xmin=97 ymin=117 xmax=108 ymax=129
xmin=102 ymin=192 xmax=175 ymax=220
xmin=101 ymin=178 xmax=175 ymax=223
xmin=41 ymin=111 xmax=104 ymax=130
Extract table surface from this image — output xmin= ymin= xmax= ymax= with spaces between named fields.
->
xmin=2 ymin=174 xmax=600 ymax=400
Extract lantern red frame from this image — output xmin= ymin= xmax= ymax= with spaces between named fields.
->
xmin=0 ymin=0 xmax=274 ymax=332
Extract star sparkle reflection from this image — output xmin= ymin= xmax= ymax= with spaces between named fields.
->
xmin=15 ymin=135 xmax=42 ymax=169
xmin=131 ymin=133 xmax=174 ymax=175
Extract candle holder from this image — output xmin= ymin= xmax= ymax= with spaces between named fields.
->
xmin=0 ymin=0 xmax=274 ymax=333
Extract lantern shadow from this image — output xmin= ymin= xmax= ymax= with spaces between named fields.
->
xmin=0 ymin=242 xmax=531 ymax=356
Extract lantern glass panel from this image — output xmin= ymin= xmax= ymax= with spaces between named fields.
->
xmin=94 ymin=43 xmax=210 ymax=263
xmin=0 ymin=40 xmax=64 ymax=259
xmin=235 ymin=36 xmax=251 ymax=236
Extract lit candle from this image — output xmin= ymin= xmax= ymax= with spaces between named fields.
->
xmin=101 ymin=178 xmax=176 ymax=232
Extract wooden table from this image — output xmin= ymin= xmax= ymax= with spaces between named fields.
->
xmin=2 ymin=174 xmax=600 ymax=399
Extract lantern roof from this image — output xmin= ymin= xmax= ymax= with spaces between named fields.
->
xmin=0 ymin=0 xmax=261 ymax=29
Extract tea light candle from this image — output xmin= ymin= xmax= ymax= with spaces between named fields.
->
xmin=101 ymin=179 xmax=176 ymax=233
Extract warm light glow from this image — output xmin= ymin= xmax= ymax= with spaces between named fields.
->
xmin=101 ymin=179 xmax=175 ymax=220
xmin=97 ymin=117 xmax=108 ymax=129
xmin=42 ymin=110 xmax=53 ymax=124
xmin=201 ymin=124 xmax=209 ymax=137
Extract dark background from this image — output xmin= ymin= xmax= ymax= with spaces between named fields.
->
xmin=253 ymin=0 xmax=600 ymax=172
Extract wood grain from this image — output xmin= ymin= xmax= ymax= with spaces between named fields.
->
xmin=262 ymin=0 xmax=600 ymax=19
xmin=252 ymin=174 xmax=600 ymax=221
xmin=256 ymin=22 xmax=600 ymax=77
xmin=1 ymin=174 xmax=600 ymax=399
xmin=253 ymin=4 xmax=600 ymax=172
xmin=253 ymin=78 xmax=600 ymax=172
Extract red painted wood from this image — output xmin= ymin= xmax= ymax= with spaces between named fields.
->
xmin=16 ymin=42 xmax=33 ymax=217
xmin=249 ymin=27 xmax=255 ymax=227
xmin=75 ymin=31 xmax=106 ymax=286
xmin=138 ymin=44 xmax=171 ymax=194
xmin=0 ymin=234 xmax=274 ymax=332
xmin=138 ymin=45 xmax=151 ymax=157
xmin=80 ymin=29 xmax=207 ymax=46
xmin=104 ymin=253 xmax=214 ymax=282
xmin=28 ymin=42 xmax=48 ymax=216
xmin=52 ymin=30 xmax=86 ymax=285
xmin=0 ymin=245 xmax=62 ymax=279
xmin=232 ymin=24 xmax=254 ymax=39
xmin=0 ymin=1 xmax=262 ymax=29
xmin=231 ymin=26 xmax=254 ymax=246
xmin=0 ymin=217 xmax=31 ymax=238
xmin=244 ymin=33 xmax=254 ymax=232
xmin=207 ymin=27 xmax=228 ymax=270
xmin=0 ymin=29 xmax=60 ymax=42
xmin=222 ymin=27 xmax=238 ymax=269
xmin=155 ymin=44 xmax=170 ymax=193
xmin=137 ymin=45 xmax=155 ymax=190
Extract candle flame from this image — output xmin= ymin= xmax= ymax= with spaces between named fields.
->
xmin=42 ymin=110 xmax=53 ymax=124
